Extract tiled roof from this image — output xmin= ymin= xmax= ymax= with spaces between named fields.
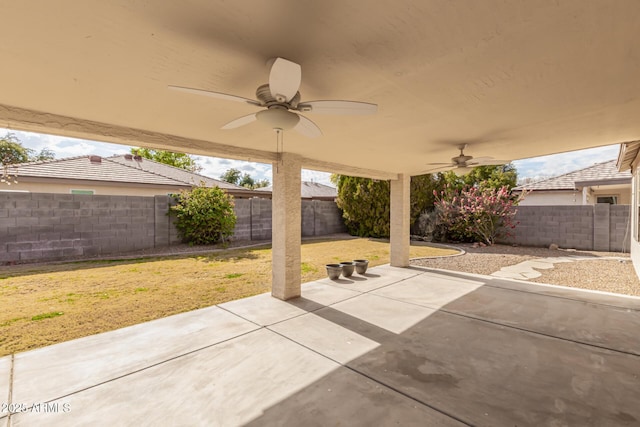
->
xmin=256 ymin=181 xmax=337 ymax=199
xmin=107 ymin=155 xmax=244 ymax=190
xmin=515 ymin=159 xmax=631 ymax=191
xmin=7 ymin=154 xmax=245 ymax=190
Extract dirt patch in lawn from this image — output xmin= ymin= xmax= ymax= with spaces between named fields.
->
xmin=0 ymin=238 xmax=457 ymax=356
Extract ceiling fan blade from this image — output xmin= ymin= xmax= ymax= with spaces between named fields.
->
xmin=421 ymin=164 xmax=456 ymax=173
xmin=297 ymin=100 xmax=377 ymax=115
xmin=294 ymin=114 xmax=322 ymax=138
xmin=269 ymin=58 xmax=301 ymax=102
xmin=168 ymin=85 xmax=261 ymax=106
xmin=221 ymin=113 xmax=258 ymax=130
xmin=468 ymin=157 xmax=508 ymax=166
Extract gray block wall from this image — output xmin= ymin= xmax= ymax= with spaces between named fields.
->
xmin=250 ymin=198 xmax=273 ymax=240
xmin=610 ymin=205 xmax=631 ymax=252
xmin=233 ymin=199 xmax=252 ymax=241
xmin=312 ymin=200 xmax=348 ymax=235
xmin=501 ymin=204 xmax=630 ymax=252
xmin=1 ymin=193 xmax=345 ymax=263
xmin=0 ymin=192 xmax=155 ymax=263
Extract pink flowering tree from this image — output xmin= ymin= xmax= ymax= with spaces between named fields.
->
xmin=433 ymin=185 xmax=523 ymax=245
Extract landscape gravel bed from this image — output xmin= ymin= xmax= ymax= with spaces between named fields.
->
xmin=411 ymin=243 xmax=640 ymax=296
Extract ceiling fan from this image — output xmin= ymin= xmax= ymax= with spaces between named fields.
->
xmin=168 ymin=57 xmax=377 ymax=138
xmin=424 ymin=144 xmax=508 ymax=175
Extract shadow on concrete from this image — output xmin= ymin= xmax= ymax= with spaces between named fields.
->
xmin=245 ymin=274 xmax=640 ymax=426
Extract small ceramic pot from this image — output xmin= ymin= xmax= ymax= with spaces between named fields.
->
xmin=339 ymin=261 xmax=355 ymax=277
xmin=326 ymin=264 xmax=343 ymax=280
xmin=354 ymin=259 xmax=369 ymax=275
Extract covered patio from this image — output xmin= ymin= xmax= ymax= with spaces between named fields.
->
xmin=2 ymin=1 xmax=640 ymax=301
xmin=2 ymin=2 xmax=640 ymax=425
xmin=2 ymin=265 xmax=639 ymax=426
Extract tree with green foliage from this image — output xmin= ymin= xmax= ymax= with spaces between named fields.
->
xmin=221 ymin=168 xmax=269 ymax=189
xmin=253 ymin=179 xmax=270 ymax=189
xmin=239 ymin=173 xmax=255 ymax=189
xmin=333 ymin=164 xmax=518 ymax=238
xmin=32 ymin=147 xmax=56 ymax=162
xmin=169 ymin=184 xmax=236 ymax=245
xmin=334 ymin=175 xmax=391 ymax=237
xmin=441 ymin=164 xmax=518 ymax=191
xmin=220 ymin=168 xmax=242 ymax=185
xmin=131 ymin=147 xmax=201 ymax=172
xmin=409 ymin=173 xmax=448 ymax=233
xmin=0 ymin=133 xmax=56 ymax=165
xmin=1 ymin=133 xmax=56 ymax=185
xmin=333 ymin=173 xmax=449 ymax=238
xmin=0 ymin=133 xmax=31 ymax=165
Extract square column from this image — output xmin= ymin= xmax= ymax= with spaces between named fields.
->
xmin=271 ymin=153 xmax=302 ymax=300
xmin=390 ymin=174 xmax=410 ymax=267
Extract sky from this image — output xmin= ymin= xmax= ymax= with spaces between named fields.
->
xmin=1 ymin=127 xmax=621 ymax=185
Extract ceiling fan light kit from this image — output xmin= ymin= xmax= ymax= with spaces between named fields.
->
xmin=256 ymin=107 xmax=300 ymax=130
xmin=453 ymin=166 xmax=473 ymax=176
xmin=169 ymin=57 xmax=377 ymax=138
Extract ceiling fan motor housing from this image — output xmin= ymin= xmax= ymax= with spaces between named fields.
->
xmin=256 ymin=84 xmax=301 ymax=109
xmin=453 ymin=154 xmax=473 ymax=164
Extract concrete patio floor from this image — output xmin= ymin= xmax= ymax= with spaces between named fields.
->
xmin=2 ymin=265 xmax=640 ymax=426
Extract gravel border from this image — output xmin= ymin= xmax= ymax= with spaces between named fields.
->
xmin=410 ymin=243 xmax=640 ymax=296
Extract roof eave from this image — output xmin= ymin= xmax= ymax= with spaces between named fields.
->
xmin=574 ymin=178 xmax=632 ymax=187
xmin=617 ymin=140 xmax=640 ymax=172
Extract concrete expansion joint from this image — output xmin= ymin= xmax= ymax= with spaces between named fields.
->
xmin=4 ymin=354 xmax=15 ymax=423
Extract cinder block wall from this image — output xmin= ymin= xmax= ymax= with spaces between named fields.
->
xmin=0 ymin=193 xmax=345 ymax=263
xmin=501 ymin=204 xmax=630 ymax=252
xmin=313 ymin=200 xmax=348 ymax=235
xmin=250 ymin=198 xmax=273 ymax=240
xmin=610 ymin=205 xmax=631 ymax=252
xmin=0 ymin=192 xmax=156 ymax=263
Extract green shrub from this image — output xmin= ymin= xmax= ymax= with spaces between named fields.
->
xmin=169 ymin=184 xmax=237 ymax=245
xmin=334 ymin=176 xmax=391 ymax=237
xmin=333 ymin=174 xmax=446 ymax=238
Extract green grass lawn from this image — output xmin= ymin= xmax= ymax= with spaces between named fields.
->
xmin=0 ymin=238 xmax=457 ymax=356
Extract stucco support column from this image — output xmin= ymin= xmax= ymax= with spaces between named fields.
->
xmin=390 ymin=174 xmax=410 ymax=267
xmin=271 ymin=153 xmax=302 ymax=300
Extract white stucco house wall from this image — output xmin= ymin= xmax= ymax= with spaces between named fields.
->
xmin=617 ymin=141 xmax=640 ymax=278
xmin=515 ymin=160 xmax=631 ymax=206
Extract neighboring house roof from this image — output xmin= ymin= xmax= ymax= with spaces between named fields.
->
xmin=514 ymin=160 xmax=631 ymax=191
xmin=107 ymin=154 xmax=244 ymax=190
xmin=7 ymin=154 xmax=249 ymax=192
xmin=256 ymin=181 xmax=337 ymax=199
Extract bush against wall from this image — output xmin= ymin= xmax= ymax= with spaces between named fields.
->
xmin=334 ymin=176 xmax=391 ymax=237
xmin=334 ymin=166 xmax=518 ymax=239
xmin=434 ymin=185 xmax=522 ymax=245
xmin=169 ymin=184 xmax=237 ymax=245
xmin=333 ymin=174 xmax=446 ymax=238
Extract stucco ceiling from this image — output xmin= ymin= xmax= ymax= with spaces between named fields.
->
xmin=1 ymin=1 xmax=639 ymax=179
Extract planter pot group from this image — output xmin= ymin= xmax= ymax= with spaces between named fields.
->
xmin=325 ymin=259 xmax=369 ymax=280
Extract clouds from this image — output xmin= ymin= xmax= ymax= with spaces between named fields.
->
xmin=2 ymin=128 xmax=334 ymax=186
xmin=4 ymin=127 xmax=619 ymax=185
xmin=512 ymin=144 xmax=619 ymax=181
xmin=3 ymin=128 xmax=130 ymax=159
